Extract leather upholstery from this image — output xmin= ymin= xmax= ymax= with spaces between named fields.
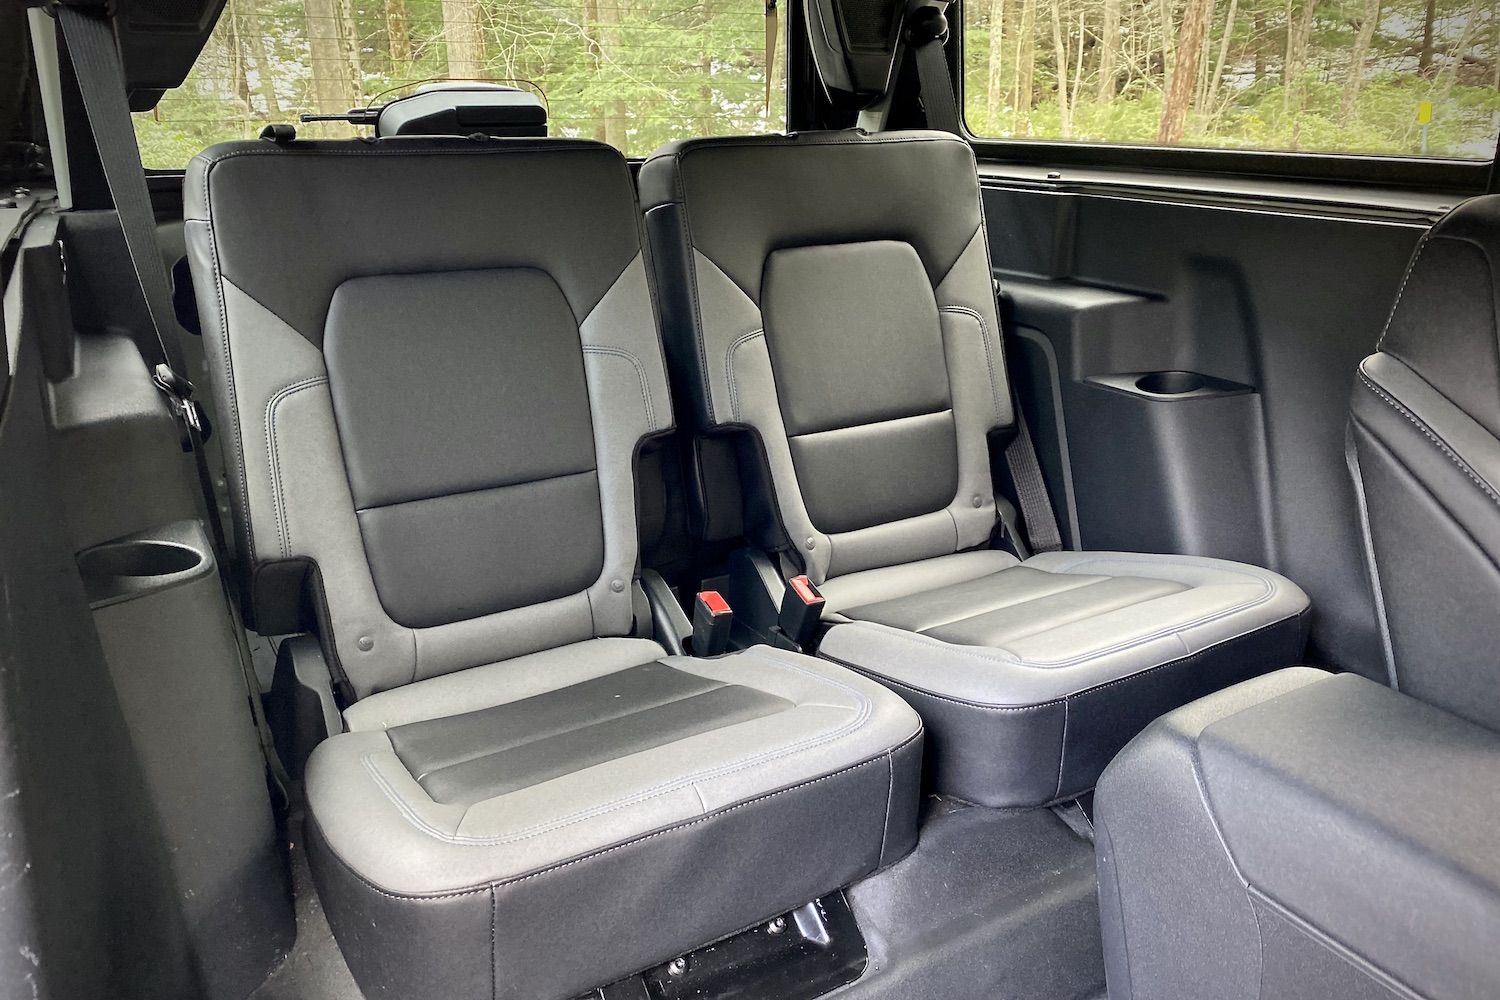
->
xmin=1349 ymin=195 xmax=1500 ymax=732
xmin=187 ymin=137 xmax=925 ymax=1000
xmin=819 ymin=550 xmax=1309 ymax=805
xmin=186 ymin=138 xmax=667 ymax=693
xmin=642 ymin=130 xmax=1311 ymax=806
xmin=308 ymin=637 xmax=923 ymax=1000
xmin=1096 ymin=668 xmax=1500 ymax=1000
xmin=640 ymin=130 xmax=1009 ymax=582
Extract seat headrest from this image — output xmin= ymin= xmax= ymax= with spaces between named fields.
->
xmin=1378 ymin=195 xmax=1500 ymax=438
xmin=375 ymin=84 xmax=547 ymax=138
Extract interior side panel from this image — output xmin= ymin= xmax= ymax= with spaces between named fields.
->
xmin=983 ymin=183 xmax=1429 ymax=677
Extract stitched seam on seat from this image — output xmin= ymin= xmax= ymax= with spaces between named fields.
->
xmin=265 ymin=376 xmax=331 ymax=559
xmin=202 ymin=213 xmax=256 ymax=567
xmin=832 ymin=563 xmax=1282 ymax=668
xmin=1032 ymin=554 xmax=1278 ymax=591
xmin=870 ymin=573 xmax=1109 ymax=635
xmin=825 ymin=619 xmax=1298 ymax=709
xmin=724 ymin=329 xmax=764 ymax=423
xmin=939 ymin=303 xmax=1004 ymax=419
xmin=1053 ymin=698 xmax=1070 ymax=799
xmin=353 ymin=469 xmax=599 ymax=517
xmin=1357 ymin=371 xmax=1500 ymax=508
xmin=1376 ymin=238 xmax=1428 ymax=351
xmin=920 ymin=579 xmax=1194 ymax=647
xmin=582 ymin=345 xmax=656 ymax=431
xmin=359 ymin=650 xmax=885 ymax=845
xmin=488 ymin=889 xmax=497 ymax=1000
xmin=325 ymin=734 xmax=920 ymax=898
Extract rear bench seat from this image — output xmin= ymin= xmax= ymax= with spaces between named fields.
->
xmin=639 ymin=130 xmax=1311 ymax=808
xmin=184 ymin=136 xmax=922 ymax=1000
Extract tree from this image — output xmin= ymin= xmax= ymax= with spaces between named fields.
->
xmin=1340 ymin=0 xmax=1381 ymax=124
xmin=1098 ymin=0 xmax=1122 ymax=99
xmin=444 ymin=0 xmax=487 ymax=79
xmin=987 ymin=0 xmax=1007 ymax=121
xmin=1013 ymin=0 xmax=1037 ymax=126
xmin=387 ymin=0 xmax=413 ymax=66
xmin=1159 ymin=0 xmax=1210 ymax=141
xmin=305 ymin=0 xmax=362 ymax=129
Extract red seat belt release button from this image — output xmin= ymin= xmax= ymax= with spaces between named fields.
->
xmin=778 ymin=575 xmax=826 ymax=649
xmin=693 ymin=591 xmax=733 ymax=656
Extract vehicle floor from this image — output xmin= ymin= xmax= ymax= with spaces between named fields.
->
xmin=250 ymin=797 xmax=1107 ymax=1000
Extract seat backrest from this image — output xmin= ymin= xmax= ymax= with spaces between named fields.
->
xmin=185 ymin=138 xmax=670 ymax=697
xmin=639 ymin=131 xmax=1012 ymax=586
xmin=1349 ymin=194 xmax=1500 ymax=733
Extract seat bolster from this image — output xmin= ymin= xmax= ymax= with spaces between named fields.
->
xmin=304 ymin=642 xmax=922 ymax=1000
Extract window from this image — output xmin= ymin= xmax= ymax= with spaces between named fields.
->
xmin=962 ymin=0 xmax=1500 ymax=157
xmin=132 ymin=0 xmax=786 ymax=167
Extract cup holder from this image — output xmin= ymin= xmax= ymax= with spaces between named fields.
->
xmin=79 ymin=540 xmax=203 ymax=580
xmin=77 ymin=521 xmax=213 ymax=608
xmin=1135 ymin=371 xmax=1210 ymax=395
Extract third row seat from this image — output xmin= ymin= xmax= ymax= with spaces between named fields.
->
xmin=639 ymin=129 xmax=1312 ymax=807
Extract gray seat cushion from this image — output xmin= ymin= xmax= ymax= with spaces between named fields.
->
xmin=817 ymin=550 xmax=1310 ymax=806
xmin=306 ymin=637 xmax=923 ymax=1000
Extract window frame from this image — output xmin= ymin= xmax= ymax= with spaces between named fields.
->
xmin=950 ymin=0 xmax=1499 ymax=196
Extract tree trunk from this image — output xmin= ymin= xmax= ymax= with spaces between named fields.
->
xmin=443 ymin=0 xmax=487 ymax=80
xmin=337 ymin=0 xmax=362 ymax=99
xmin=1193 ymin=0 xmax=1215 ymax=113
xmin=1158 ymin=0 xmax=1209 ymax=142
xmin=234 ymin=0 xmax=281 ymax=115
xmin=596 ymin=0 xmax=628 ymax=151
xmin=305 ymin=0 xmax=361 ymax=131
xmin=1339 ymin=0 xmax=1379 ymax=125
xmin=1049 ymin=0 xmax=1071 ymax=136
xmin=1207 ymin=0 xmax=1238 ymax=111
xmin=1097 ymin=0 xmax=1121 ymax=99
xmin=987 ymin=0 xmax=1006 ymax=124
xmin=1014 ymin=0 xmax=1037 ymax=127
xmin=1254 ymin=10 xmax=1265 ymax=81
xmin=386 ymin=0 xmax=412 ymax=66
xmin=1282 ymin=0 xmax=1316 ymax=112
xmin=1419 ymin=0 xmax=1436 ymax=76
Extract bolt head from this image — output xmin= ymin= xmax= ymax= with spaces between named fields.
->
xmin=666 ymin=957 xmax=687 ymax=977
xmin=357 ymin=635 xmax=374 ymax=651
xmin=767 ymin=916 xmax=786 ymax=935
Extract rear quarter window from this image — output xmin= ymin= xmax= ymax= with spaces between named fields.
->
xmin=133 ymin=0 xmax=786 ymax=166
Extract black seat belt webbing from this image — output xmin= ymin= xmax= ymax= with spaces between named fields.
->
xmin=1005 ymin=404 xmax=1064 ymax=554
xmin=906 ymin=4 xmax=960 ymax=134
xmin=56 ymin=4 xmax=293 ymax=802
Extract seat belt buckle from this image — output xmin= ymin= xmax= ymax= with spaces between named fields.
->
xmin=692 ymin=591 xmax=733 ymax=656
xmin=153 ymin=362 xmax=205 ymax=433
xmin=777 ymin=575 xmax=825 ymax=649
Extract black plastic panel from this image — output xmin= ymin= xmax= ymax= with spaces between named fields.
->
xmin=985 ymin=181 xmax=1426 ymax=679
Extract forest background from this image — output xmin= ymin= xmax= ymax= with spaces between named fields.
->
xmin=133 ymin=0 xmax=1500 ymax=165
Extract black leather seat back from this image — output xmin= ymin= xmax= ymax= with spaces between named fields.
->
xmin=1349 ymin=194 xmax=1500 ymax=732
xmin=185 ymin=138 xmax=671 ymax=696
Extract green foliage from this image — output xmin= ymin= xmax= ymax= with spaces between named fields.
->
xmin=963 ymin=0 xmax=1500 ymax=157
xmin=133 ymin=0 xmax=785 ymax=165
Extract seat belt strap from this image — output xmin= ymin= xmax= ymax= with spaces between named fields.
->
xmin=1005 ymin=403 xmax=1064 ymax=554
xmin=905 ymin=4 xmax=960 ymax=134
xmin=55 ymin=3 xmax=293 ymax=804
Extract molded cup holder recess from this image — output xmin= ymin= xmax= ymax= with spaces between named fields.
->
xmin=1135 ymin=370 xmax=1210 ymax=395
xmin=78 ymin=540 xmax=204 ymax=580
xmin=77 ymin=520 xmax=214 ymax=608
